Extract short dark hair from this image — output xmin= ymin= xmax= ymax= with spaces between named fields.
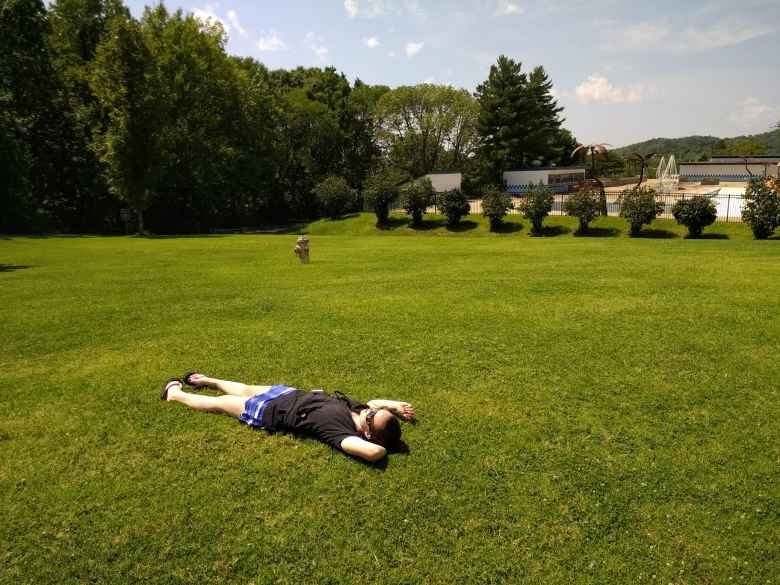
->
xmin=372 ymin=413 xmax=401 ymax=448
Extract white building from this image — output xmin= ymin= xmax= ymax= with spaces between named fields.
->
xmin=503 ymin=167 xmax=586 ymax=193
xmin=424 ymin=172 xmax=463 ymax=192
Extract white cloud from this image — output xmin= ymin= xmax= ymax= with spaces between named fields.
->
xmin=226 ymin=9 xmax=247 ymax=38
xmin=405 ymin=41 xmax=424 ymax=57
xmin=388 ymin=50 xmax=396 ymax=57
xmin=363 ymin=36 xmax=380 ymax=48
xmin=192 ymin=6 xmax=229 ymax=33
xmin=730 ymin=97 xmax=778 ymax=128
xmin=575 ymin=74 xmax=642 ymax=104
xmin=257 ymin=30 xmax=285 ymax=52
xmin=344 ymin=0 xmax=359 ymax=18
xmin=343 ymin=0 xmax=387 ymax=18
xmin=681 ymin=21 xmax=777 ymax=51
xmin=403 ymin=0 xmax=426 ymax=19
xmin=602 ymin=18 xmax=777 ymax=52
xmin=495 ymin=1 xmax=523 ymax=16
xmin=305 ymin=32 xmax=329 ymax=63
xmin=608 ymin=22 xmax=670 ymax=49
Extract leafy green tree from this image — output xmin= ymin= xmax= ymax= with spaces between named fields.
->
xmin=725 ymin=138 xmax=767 ymax=156
xmin=481 ymin=184 xmax=513 ymax=231
xmin=672 ymin=196 xmax=717 ymax=238
xmin=376 ymin=84 xmax=478 ymax=178
xmin=518 ymin=182 xmax=554 ymax=234
xmin=230 ymin=57 xmax=284 ymax=225
xmin=48 ymin=0 xmax=128 ymax=231
xmin=741 ymin=178 xmax=780 ymax=239
xmin=618 ymin=186 xmax=663 ymax=236
xmin=314 ymin=176 xmax=355 ymax=219
xmin=475 ymin=56 xmax=563 ymax=178
xmin=563 ymin=186 xmax=601 ymax=233
xmin=139 ymin=6 xmax=247 ymax=231
xmin=344 ymin=80 xmax=389 ymax=192
xmin=364 ymin=167 xmax=405 ymax=226
xmin=438 ymin=188 xmax=471 ymax=227
xmin=400 ymin=177 xmax=436 ymax=227
xmin=0 ymin=0 xmax=66 ymax=231
xmin=90 ymin=13 xmax=158 ymax=234
xmin=0 ymin=107 xmax=32 ymax=232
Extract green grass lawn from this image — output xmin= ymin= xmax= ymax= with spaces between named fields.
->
xmin=1 ymin=214 xmax=778 ymax=584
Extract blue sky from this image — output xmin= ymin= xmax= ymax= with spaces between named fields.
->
xmin=125 ymin=0 xmax=780 ymax=147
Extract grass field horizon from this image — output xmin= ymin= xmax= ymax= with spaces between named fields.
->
xmin=2 ymin=218 xmax=778 ymax=584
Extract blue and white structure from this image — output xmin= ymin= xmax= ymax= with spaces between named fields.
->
xmin=679 ymin=155 xmax=780 ymax=182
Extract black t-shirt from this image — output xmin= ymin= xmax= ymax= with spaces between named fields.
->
xmin=261 ymin=390 xmax=368 ymax=450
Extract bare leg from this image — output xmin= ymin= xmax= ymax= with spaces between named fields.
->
xmin=186 ymin=373 xmax=271 ymax=397
xmin=166 ymin=383 xmax=247 ymax=418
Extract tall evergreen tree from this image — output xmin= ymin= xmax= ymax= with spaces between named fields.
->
xmin=474 ymin=55 xmax=564 ymax=179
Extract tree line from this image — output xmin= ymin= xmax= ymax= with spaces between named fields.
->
xmin=1 ymin=0 xmax=580 ymax=234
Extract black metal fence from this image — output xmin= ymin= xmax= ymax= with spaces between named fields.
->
xmin=405 ymin=190 xmax=746 ymax=223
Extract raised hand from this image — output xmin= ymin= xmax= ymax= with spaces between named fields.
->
xmin=396 ymin=402 xmax=415 ymax=421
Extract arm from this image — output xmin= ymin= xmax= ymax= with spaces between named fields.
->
xmin=340 ymin=436 xmax=387 ymax=462
xmin=367 ymin=399 xmax=415 ymax=421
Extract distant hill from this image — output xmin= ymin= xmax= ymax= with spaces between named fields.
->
xmin=615 ymin=128 xmax=780 ymax=162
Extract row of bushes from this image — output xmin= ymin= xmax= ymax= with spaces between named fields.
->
xmin=338 ymin=175 xmax=777 ymax=239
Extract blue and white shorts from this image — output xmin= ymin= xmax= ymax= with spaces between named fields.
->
xmin=238 ymin=385 xmax=295 ymax=428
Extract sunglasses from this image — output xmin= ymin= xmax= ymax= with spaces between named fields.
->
xmin=365 ymin=409 xmax=378 ymax=435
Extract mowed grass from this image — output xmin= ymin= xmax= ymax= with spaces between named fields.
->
xmin=1 ymin=214 xmax=779 ymax=584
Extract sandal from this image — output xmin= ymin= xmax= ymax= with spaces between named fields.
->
xmin=161 ymin=377 xmax=182 ymax=400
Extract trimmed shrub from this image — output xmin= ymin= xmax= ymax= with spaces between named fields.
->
xmin=563 ymin=186 xmax=601 ymax=233
xmin=672 ymin=195 xmax=717 ymax=238
xmin=364 ymin=168 xmax=405 ymax=226
xmin=618 ymin=186 xmax=664 ymax=236
xmin=400 ymin=177 xmax=436 ymax=227
xmin=742 ymin=178 xmax=780 ymax=239
xmin=439 ymin=188 xmax=471 ymax=227
xmin=481 ymin=185 xmax=513 ymax=232
xmin=314 ymin=176 xmax=356 ymax=219
xmin=518 ymin=182 xmax=554 ymax=234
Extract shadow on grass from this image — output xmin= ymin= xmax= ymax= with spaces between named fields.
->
xmin=574 ymin=226 xmax=622 ymax=238
xmin=531 ymin=225 xmax=571 ymax=237
xmin=445 ymin=220 xmax=479 ymax=233
xmin=378 ymin=216 xmax=410 ymax=230
xmin=148 ymin=233 xmax=227 ymax=239
xmin=632 ymin=229 xmax=679 ymax=239
xmin=491 ymin=221 xmax=523 ymax=234
xmin=323 ymin=213 xmax=360 ymax=222
xmin=0 ymin=264 xmax=33 ymax=273
xmin=688 ymin=233 xmax=730 ymax=240
xmin=412 ymin=218 xmax=448 ymax=231
xmin=242 ymin=223 xmax=309 ymax=235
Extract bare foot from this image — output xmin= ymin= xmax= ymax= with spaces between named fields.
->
xmin=183 ymin=372 xmax=211 ymax=388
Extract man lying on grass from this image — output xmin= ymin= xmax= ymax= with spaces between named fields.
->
xmin=160 ymin=373 xmax=415 ymax=462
